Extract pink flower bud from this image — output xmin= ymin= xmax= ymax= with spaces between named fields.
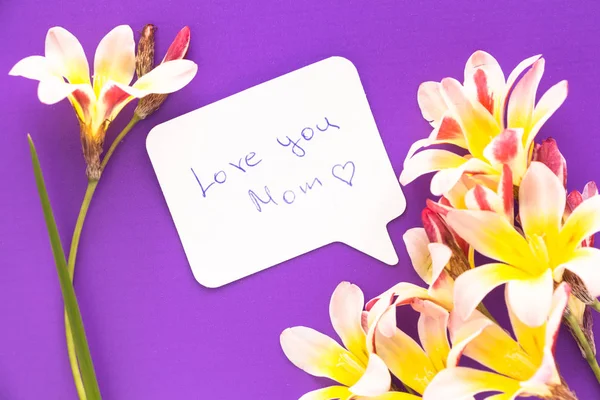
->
xmin=533 ymin=138 xmax=567 ymax=188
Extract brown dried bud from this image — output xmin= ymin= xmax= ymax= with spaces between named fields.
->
xmin=136 ymin=24 xmax=156 ymax=78
xmin=563 ymin=270 xmax=595 ymax=305
xmin=547 ymin=383 xmax=578 ymax=400
xmin=565 ymin=295 xmax=596 ymax=358
xmin=80 ymin=122 xmax=108 ymax=181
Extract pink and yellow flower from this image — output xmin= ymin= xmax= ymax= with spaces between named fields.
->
xmin=400 ymin=51 xmax=567 ymax=197
xmin=9 ymin=25 xmax=197 ymax=179
xmin=423 ymin=283 xmax=573 ymax=399
xmin=446 ymin=161 xmax=600 ymax=327
xmin=280 ymin=282 xmax=413 ymax=400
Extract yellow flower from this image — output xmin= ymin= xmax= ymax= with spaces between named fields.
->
xmin=400 ymin=51 xmax=567 ymax=197
xmin=423 ymin=283 xmax=573 ymax=399
xmin=9 ymin=25 xmax=198 ymax=179
xmin=280 ymin=282 xmax=420 ymax=400
xmin=446 ymin=161 xmax=600 ymax=327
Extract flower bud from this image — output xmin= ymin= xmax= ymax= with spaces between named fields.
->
xmin=565 ymin=294 xmax=596 ymax=358
xmin=533 ymin=138 xmax=567 ymax=188
xmin=134 ymin=26 xmax=191 ymax=120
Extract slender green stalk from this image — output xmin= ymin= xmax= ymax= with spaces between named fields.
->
xmin=64 ymin=115 xmax=140 ymax=399
xmin=592 ymin=299 xmax=600 ymax=313
xmin=565 ymin=311 xmax=600 ymax=384
xmin=28 ymin=135 xmax=102 ymax=400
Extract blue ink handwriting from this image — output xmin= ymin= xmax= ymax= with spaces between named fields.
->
xmin=276 ymin=117 xmax=340 ymax=158
xmin=331 ymin=161 xmax=355 ymax=186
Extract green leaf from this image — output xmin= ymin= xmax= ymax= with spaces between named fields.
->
xmin=28 ymin=135 xmax=102 ymax=400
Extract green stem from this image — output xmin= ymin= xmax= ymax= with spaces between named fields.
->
xmin=565 ymin=311 xmax=600 ymax=384
xmin=64 ymin=114 xmax=140 ymax=399
xmin=591 ymin=299 xmax=600 ymax=313
xmin=28 ymin=135 xmax=102 ymax=400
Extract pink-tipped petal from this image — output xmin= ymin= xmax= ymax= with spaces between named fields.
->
xmin=440 ymin=77 xmax=501 ymax=159
xmin=163 ymin=26 xmax=191 ymax=62
xmin=559 ymin=195 xmax=600 ymax=254
xmin=483 ymin=129 xmax=527 ymax=180
xmin=454 ymin=263 xmax=530 ymax=321
xmin=506 ymin=269 xmax=554 ymax=327
xmin=464 ymin=184 xmax=503 ymax=213
xmin=464 ymin=51 xmax=505 ymax=118
xmin=348 ymin=354 xmax=391 ymax=396
xmin=45 ymin=26 xmax=90 ymax=84
xmin=93 ymin=25 xmax=136 ymax=90
xmin=330 ymin=282 xmax=368 ymax=364
xmin=526 ymin=81 xmax=569 ymax=151
xmin=412 ymin=299 xmax=450 ymax=371
xmin=519 ymin=162 xmax=566 ymax=241
xmin=431 ymin=114 xmax=467 ymax=147
xmin=507 ymin=59 xmax=545 ymax=130
xmin=132 ymin=59 xmax=198 ymax=94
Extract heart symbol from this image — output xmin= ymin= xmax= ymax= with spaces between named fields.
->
xmin=332 ymin=161 xmax=356 ymax=186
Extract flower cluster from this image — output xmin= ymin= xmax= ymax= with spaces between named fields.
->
xmin=281 ymin=51 xmax=600 ymax=399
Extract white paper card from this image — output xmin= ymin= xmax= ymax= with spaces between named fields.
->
xmin=147 ymin=57 xmax=406 ymax=287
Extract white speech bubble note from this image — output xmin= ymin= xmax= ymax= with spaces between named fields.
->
xmin=147 ymin=57 xmax=406 ymax=288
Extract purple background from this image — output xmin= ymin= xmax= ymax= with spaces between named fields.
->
xmin=1 ymin=0 xmax=600 ymax=399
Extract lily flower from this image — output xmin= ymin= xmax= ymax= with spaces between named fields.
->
xmin=9 ymin=25 xmax=198 ymax=180
xmin=400 ymin=51 xmax=567 ymax=197
xmin=446 ymin=161 xmax=600 ymax=327
xmin=423 ymin=283 xmax=575 ymax=400
xmin=280 ymin=282 xmax=400 ymax=400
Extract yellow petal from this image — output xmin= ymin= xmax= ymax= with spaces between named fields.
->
xmin=507 ymin=59 xmax=545 ymax=131
xmin=519 ymin=162 xmax=565 ymax=245
xmin=93 ymin=25 xmax=135 ymax=94
xmin=453 ymin=263 xmax=530 ymax=321
xmin=555 ymin=247 xmax=600 ymax=298
xmin=526 ymin=80 xmax=568 ymax=152
xmin=375 ymin=309 xmax=437 ymax=395
xmin=559 ymin=195 xmax=600 ymax=256
xmin=446 ymin=209 xmax=534 ymax=269
xmin=353 ymin=392 xmax=422 ymax=400
xmin=45 ymin=27 xmax=90 ymax=84
xmin=280 ymin=327 xmax=364 ymax=387
xmin=330 ymin=282 xmax=368 ymax=364
xmin=449 ymin=310 xmax=536 ymax=381
xmin=506 ymin=269 xmax=554 ymax=327
xmin=422 ymin=367 xmax=521 ymax=400
xmin=412 ymin=300 xmax=450 ymax=372
xmin=300 ymin=386 xmax=353 ymax=400
xmin=440 ymin=77 xmax=501 ymax=159
xmin=399 ymin=149 xmax=466 ymax=186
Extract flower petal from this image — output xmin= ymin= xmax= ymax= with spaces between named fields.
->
xmin=375 ymin=309 xmax=437 ymax=395
xmin=9 ymin=56 xmax=55 ymax=81
xmin=418 ymin=81 xmax=448 ymax=127
xmin=559 ymin=195 xmax=600 ymax=255
xmin=93 ymin=25 xmax=136 ymax=92
xmin=454 ymin=263 xmax=530 ymax=321
xmin=132 ymin=59 xmax=198 ymax=94
xmin=464 ymin=184 xmax=503 ymax=213
xmin=280 ymin=327 xmax=363 ymax=387
xmin=449 ymin=310 xmax=536 ymax=381
xmin=526 ymin=80 xmax=569 ymax=152
xmin=430 ymin=114 xmax=467 ymax=147
xmin=556 ymin=247 xmax=600 ymax=298
xmin=300 ymin=386 xmax=353 ymax=400
xmin=482 ymin=128 xmax=527 ymax=181
xmin=430 ymin=157 xmax=496 ymax=196
xmin=330 ymin=282 xmax=368 ymax=364
xmin=37 ymin=77 xmax=77 ymax=105
xmin=505 ymin=287 xmax=545 ymax=365
xmin=519 ymin=162 xmax=566 ymax=242
xmin=507 ymin=59 xmax=545 ymax=131
xmin=498 ymin=164 xmax=514 ymax=223
xmin=348 ymin=354 xmax=391 ymax=396
xmin=402 ymin=228 xmax=432 ymax=284
xmin=506 ymin=269 xmax=554 ymax=327
xmin=440 ymin=77 xmax=501 ymax=159
xmin=353 ymin=392 xmax=422 ymax=400
xmin=411 ymin=299 xmax=450 ymax=371
xmin=532 ymin=138 xmax=567 ymax=188
xmin=163 ymin=26 xmax=191 ymax=62
xmin=446 ymin=210 xmax=533 ymax=268
xmin=45 ymin=26 xmax=90 ymax=84
xmin=422 ymin=368 xmax=521 ymax=400
xmin=95 ymin=81 xmax=136 ymax=127
xmin=399 ymin=149 xmax=466 ymax=186
xmin=463 ymin=51 xmax=505 ymax=118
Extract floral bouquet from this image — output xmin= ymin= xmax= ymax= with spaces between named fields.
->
xmin=280 ymin=52 xmax=599 ymax=399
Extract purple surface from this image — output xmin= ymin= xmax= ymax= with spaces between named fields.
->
xmin=1 ymin=0 xmax=600 ymax=399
